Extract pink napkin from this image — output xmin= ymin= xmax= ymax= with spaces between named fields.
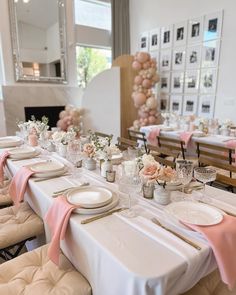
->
xmin=0 ymin=151 xmax=10 ymax=185
xmin=45 ymin=196 xmax=79 ymax=265
xmin=8 ymin=166 xmax=35 ymax=207
xmin=180 ymin=131 xmax=193 ymax=146
xmin=226 ymin=140 xmax=236 ymax=164
xmin=186 ymin=215 xmax=236 ymax=290
xmin=147 ymin=128 xmax=160 ymax=145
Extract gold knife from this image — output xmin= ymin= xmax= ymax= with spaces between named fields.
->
xmin=151 ymin=218 xmax=201 ymax=251
xmin=81 ymin=207 xmax=126 ymax=224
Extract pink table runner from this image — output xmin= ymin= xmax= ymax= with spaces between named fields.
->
xmin=147 ymin=128 xmax=160 ymax=146
xmin=186 ymin=215 xmax=236 ymax=290
xmin=0 ymin=151 xmax=10 ymax=185
xmin=45 ymin=196 xmax=79 ymax=265
xmin=9 ymin=166 xmax=35 ymax=207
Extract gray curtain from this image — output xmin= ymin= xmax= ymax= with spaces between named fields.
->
xmin=111 ymin=0 xmax=130 ymax=61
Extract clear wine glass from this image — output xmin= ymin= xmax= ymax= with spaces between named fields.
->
xmin=67 ymin=140 xmax=83 ymax=178
xmin=176 ymin=160 xmax=194 ymax=194
xmin=194 ymin=167 xmax=216 ymax=201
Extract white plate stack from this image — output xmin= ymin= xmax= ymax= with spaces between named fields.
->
xmin=30 ymin=160 xmax=67 ymax=178
xmin=0 ymin=136 xmax=22 ymax=148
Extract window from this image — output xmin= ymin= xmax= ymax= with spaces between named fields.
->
xmin=74 ymin=0 xmax=111 ymax=31
xmin=76 ymin=46 xmax=111 ymax=88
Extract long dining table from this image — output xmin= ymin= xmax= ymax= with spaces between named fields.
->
xmin=2 ymin=148 xmax=236 ymax=295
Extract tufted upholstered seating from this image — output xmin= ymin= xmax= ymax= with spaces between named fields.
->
xmin=0 ymin=178 xmax=12 ymax=207
xmin=0 ymin=202 xmax=44 ymax=260
xmin=0 ymin=244 xmax=92 ymax=295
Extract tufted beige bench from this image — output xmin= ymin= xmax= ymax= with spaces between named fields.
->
xmin=0 ymin=244 xmax=92 ymax=295
xmin=0 ymin=178 xmax=12 ymax=207
xmin=0 ymin=202 xmax=44 ymax=260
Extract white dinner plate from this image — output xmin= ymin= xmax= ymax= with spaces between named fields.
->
xmin=9 ymin=147 xmax=38 ymax=159
xmin=0 ymin=136 xmax=22 ymax=148
xmin=30 ymin=160 xmax=65 ymax=173
xmin=71 ymin=192 xmax=119 ymax=215
xmin=67 ymin=186 xmax=113 ymax=209
xmin=32 ymin=166 xmax=67 ymax=178
xmin=165 ymin=201 xmax=223 ymax=226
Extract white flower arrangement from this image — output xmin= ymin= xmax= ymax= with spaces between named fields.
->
xmin=18 ymin=116 xmax=49 ymax=137
xmin=52 ymin=128 xmax=76 ymax=145
xmin=221 ymin=119 xmax=233 ymax=129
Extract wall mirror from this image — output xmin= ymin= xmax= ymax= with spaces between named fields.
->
xmin=8 ymin=0 xmax=67 ymax=83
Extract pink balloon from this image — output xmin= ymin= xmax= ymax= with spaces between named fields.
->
xmin=143 ymin=118 xmax=148 ymax=124
xmin=152 ymin=74 xmax=160 ymax=83
xmin=132 ymin=61 xmax=142 ymax=71
xmin=137 ymin=52 xmax=149 ymax=63
xmin=143 ymin=61 xmax=151 ymax=69
xmin=149 ymin=110 xmax=157 ymax=115
xmin=59 ymin=110 xmax=66 ymax=119
xmin=133 ymin=93 xmax=146 ymax=107
xmin=142 ymin=79 xmax=152 ymax=89
xmin=134 ymin=75 xmax=143 ymax=85
xmin=146 ymin=96 xmax=157 ymax=109
xmin=148 ymin=116 xmax=156 ymax=125
xmin=138 ymin=109 xmax=148 ymax=119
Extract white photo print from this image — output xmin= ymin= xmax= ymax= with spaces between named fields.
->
xmin=139 ymin=32 xmax=149 ymax=51
xmin=170 ymin=95 xmax=183 ymax=115
xmin=149 ymin=28 xmax=160 ymax=51
xmin=185 ymin=70 xmax=200 ymax=94
xmin=159 ymin=94 xmax=169 ymax=111
xmin=172 ymin=47 xmax=186 ymax=70
xmin=160 ymin=73 xmax=171 ymax=93
xmin=160 ymin=49 xmax=172 ymax=71
xmin=174 ymin=21 xmax=188 ymax=46
xmin=171 ymin=72 xmax=184 ymax=94
xmin=198 ymin=95 xmax=215 ymax=118
xmin=161 ymin=25 xmax=173 ymax=48
xmin=186 ymin=45 xmax=201 ymax=69
xmin=183 ymin=95 xmax=198 ymax=115
xmin=200 ymin=68 xmax=218 ymax=93
xmin=188 ymin=17 xmax=203 ymax=43
xmin=203 ymin=11 xmax=223 ymax=41
xmin=202 ymin=40 xmax=220 ymax=68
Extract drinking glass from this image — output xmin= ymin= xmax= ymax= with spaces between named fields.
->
xmin=67 ymin=140 xmax=83 ymax=178
xmin=194 ymin=167 xmax=216 ymax=200
xmin=176 ymin=160 xmax=194 ymax=193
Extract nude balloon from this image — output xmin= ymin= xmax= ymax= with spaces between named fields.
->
xmin=142 ymin=79 xmax=152 ymax=88
xmin=132 ymin=61 xmax=142 ymax=71
xmin=134 ymin=75 xmax=143 ymax=85
xmin=148 ymin=116 xmax=157 ymax=124
xmin=59 ymin=110 xmax=66 ymax=119
xmin=149 ymin=110 xmax=157 ymax=115
xmin=146 ymin=96 xmax=158 ymax=109
xmin=133 ymin=93 xmax=146 ymax=106
xmin=137 ymin=52 xmax=149 ymax=63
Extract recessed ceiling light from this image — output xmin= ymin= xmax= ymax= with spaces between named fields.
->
xmin=23 ymin=0 xmax=31 ymax=3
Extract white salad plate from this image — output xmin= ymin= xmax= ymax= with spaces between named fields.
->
xmin=67 ymin=186 xmax=113 ymax=209
xmin=0 ymin=136 xmax=22 ymax=148
xmin=165 ymin=201 xmax=223 ymax=226
xmin=9 ymin=147 xmax=38 ymax=159
xmin=30 ymin=160 xmax=65 ymax=173
xmin=32 ymin=167 xmax=67 ymax=178
xmin=68 ymin=191 xmax=119 ymax=215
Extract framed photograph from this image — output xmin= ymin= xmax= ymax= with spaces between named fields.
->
xmin=203 ymin=11 xmax=223 ymax=41
xmin=174 ymin=21 xmax=188 ymax=46
xmin=200 ymin=68 xmax=218 ymax=93
xmin=172 ymin=47 xmax=186 ymax=70
xmin=150 ymin=50 xmax=159 ymax=67
xmin=161 ymin=25 xmax=173 ymax=48
xmin=186 ymin=44 xmax=201 ymax=69
xmin=160 ymin=49 xmax=172 ymax=71
xmin=185 ymin=70 xmax=200 ymax=93
xmin=183 ymin=95 xmax=198 ymax=115
xmin=170 ymin=95 xmax=183 ymax=115
xmin=198 ymin=95 xmax=215 ymax=118
xmin=149 ymin=28 xmax=160 ymax=51
xmin=159 ymin=94 xmax=169 ymax=111
xmin=139 ymin=32 xmax=149 ymax=51
xmin=188 ymin=17 xmax=203 ymax=43
xmin=201 ymin=40 xmax=220 ymax=68
xmin=160 ymin=72 xmax=171 ymax=93
xmin=171 ymin=72 xmax=184 ymax=93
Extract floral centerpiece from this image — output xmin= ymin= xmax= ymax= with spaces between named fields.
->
xmin=18 ymin=115 xmax=49 ymax=137
xmin=83 ymin=143 xmax=96 ymax=159
xmin=52 ymin=128 xmax=77 ymax=157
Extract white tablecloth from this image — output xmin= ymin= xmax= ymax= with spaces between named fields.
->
xmin=4 ymin=152 xmax=236 ymax=295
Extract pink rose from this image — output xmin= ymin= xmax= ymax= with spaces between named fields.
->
xmin=158 ymin=166 xmax=176 ymax=182
xmin=140 ymin=163 xmax=160 ymax=183
xmin=83 ymin=143 xmax=95 ymax=158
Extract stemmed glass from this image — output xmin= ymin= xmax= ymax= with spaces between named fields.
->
xmin=67 ymin=140 xmax=84 ymax=178
xmin=176 ymin=160 xmax=194 ymax=194
xmin=194 ymin=167 xmax=216 ymax=201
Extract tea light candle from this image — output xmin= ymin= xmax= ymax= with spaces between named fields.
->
xmin=106 ymin=170 xmax=116 ymax=183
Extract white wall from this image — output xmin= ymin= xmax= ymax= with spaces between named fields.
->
xmin=46 ymin=22 xmax=60 ymax=63
xmin=129 ymin=0 xmax=236 ymax=122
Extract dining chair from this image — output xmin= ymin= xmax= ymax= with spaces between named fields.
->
xmin=0 ymin=179 xmax=12 ymax=208
xmin=0 ymin=244 xmax=92 ymax=295
xmin=116 ymin=137 xmax=138 ymax=151
xmin=196 ymin=141 xmax=236 ymax=191
xmin=147 ymin=144 xmax=179 ymax=168
xmin=127 ymin=129 xmax=148 ymax=152
xmin=94 ymin=131 xmax=113 ymax=145
xmin=156 ymin=135 xmax=186 ymax=159
xmin=0 ymin=202 xmax=44 ymax=261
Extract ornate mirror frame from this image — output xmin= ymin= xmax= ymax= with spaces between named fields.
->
xmin=8 ymin=0 xmax=68 ymax=84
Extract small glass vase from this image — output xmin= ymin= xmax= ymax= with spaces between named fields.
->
xmin=84 ymin=158 xmax=96 ymax=170
xmin=142 ymin=183 xmax=154 ymax=199
xmin=101 ymin=159 xmax=113 ymax=178
xmin=58 ymin=143 xmax=67 ymax=157
xmin=153 ymin=186 xmax=170 ymax=205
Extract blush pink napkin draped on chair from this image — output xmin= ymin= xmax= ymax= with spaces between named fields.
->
xmin=186 ymin=215 xmax=236 ymax=290
xmin=179 ymin=132 xmax=194 ymax=146
xmin=45 ymin=196 xmax=79 ymax=265
xmin=225 ymin=140 xmax=236 ymax=165
xmin=147 ymin=128 xmax=160 ymax=145
xmin=0 ymin=151 xmax=10 ymax=186
xmin=9 ymin=166 xmax=35 ymax=207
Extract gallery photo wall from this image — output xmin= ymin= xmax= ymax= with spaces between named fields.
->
xmin=139 ymin=10 xmax=223 ymax=118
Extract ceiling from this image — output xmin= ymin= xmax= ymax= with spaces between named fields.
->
xmin=16 ymin=0 xmax=58 ymax=30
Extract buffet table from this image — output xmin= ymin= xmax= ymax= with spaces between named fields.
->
xmin=3 ymin=151 xmax=236 ymax=295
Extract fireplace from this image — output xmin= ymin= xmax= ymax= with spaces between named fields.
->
xmin=24 ymin=106 xmax=65 ymax=129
